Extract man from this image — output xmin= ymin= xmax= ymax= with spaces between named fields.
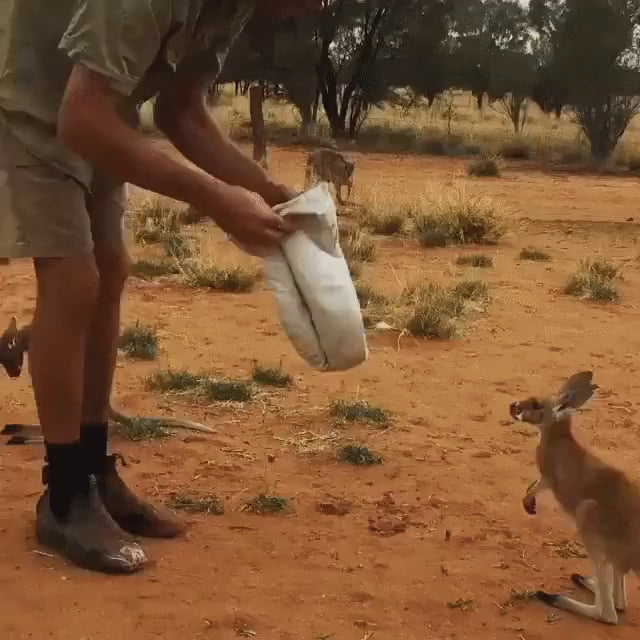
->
xmin=0 ymin=0 xmax=318 ymax=574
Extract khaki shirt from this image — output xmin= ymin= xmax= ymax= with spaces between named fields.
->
xmin=0 ymin=0 xmax=255 ymax=190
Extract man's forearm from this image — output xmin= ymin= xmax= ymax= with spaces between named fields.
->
xmin=58 ymin=66 xmax=224 ymax=211
xmin=155 ymin=102 xmax=289 ymax=207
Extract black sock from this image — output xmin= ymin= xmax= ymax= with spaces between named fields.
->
xmin=80 ymin=423 xmax=109 ymax=476
xmin=44 ymin=440 xmax=89 ymax=520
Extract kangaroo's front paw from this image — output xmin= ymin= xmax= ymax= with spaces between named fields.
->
xmin=522 ymin=494 xmax=536 ymax=515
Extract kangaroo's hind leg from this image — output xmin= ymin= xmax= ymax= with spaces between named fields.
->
xmin=572 ymin=570 xmax=626 ymax=612
xmin=538 ymin=560 xmax=618 ymax=625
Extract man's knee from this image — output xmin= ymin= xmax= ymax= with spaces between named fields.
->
xmin=94 ymin=244 xmax=130 ymax=299
xmin=34 ymin=255 xmax=100 ymax=319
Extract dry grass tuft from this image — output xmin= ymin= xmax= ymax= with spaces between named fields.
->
xmin=130 ymin=259 xmax=180 ymax=279
xmin=167 ymin=493 xmax=225 ymax=516
xmin=341 ymin=228 xmax=377 ymax=263
xmin=203 ymin=378 xmax=255 ymax=403
xmin=519 ymin=247 xmax=551 ymax=262
xmin=563 ymin=258 xmax=621 ymax=302
xmin=412 ymin=187 xmax=507 ymax=248
xmin=252 ymin=364 xmax=292 ymax=388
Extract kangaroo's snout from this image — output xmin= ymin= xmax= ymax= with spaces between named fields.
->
xmin=509 ymin=402 xmax=521 ymax=420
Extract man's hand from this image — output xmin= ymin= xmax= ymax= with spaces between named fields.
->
xmin=197 ymin=184 xmax=296 ymax=256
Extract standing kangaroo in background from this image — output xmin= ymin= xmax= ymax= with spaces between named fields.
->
xmin=510 ymin=371 xmax=640 ymax=625
xmin=304 ymin=148 xmax=355 ymax=205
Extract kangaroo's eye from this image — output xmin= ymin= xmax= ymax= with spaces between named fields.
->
xmin=531 ymin=399 xmax=541 ymax=410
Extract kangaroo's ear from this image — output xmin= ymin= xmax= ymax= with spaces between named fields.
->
xmin=556 ymin=371 xmax=598 ymax=411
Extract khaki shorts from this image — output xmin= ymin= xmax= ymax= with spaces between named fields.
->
xmin=0 ymin=127 xmax=126 ymax=259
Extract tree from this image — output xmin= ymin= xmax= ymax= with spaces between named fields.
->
xmin=489 ymin=51 xmax=538 ymax=132
xmin=315 ymin=0 xmax=416 ymax=138
xmin=531 ymin=0 xmax=640 ymax=163
xmin=451 ymin=0 xmax=531 ymax=110
xmin=273 ymin=17 xmax=321 ymax=138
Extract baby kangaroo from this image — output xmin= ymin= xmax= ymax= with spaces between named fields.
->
xmin=510 ymin=371 xmax=640 ymax=625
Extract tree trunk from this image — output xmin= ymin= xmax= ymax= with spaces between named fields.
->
xmin=249 ymin=82 xmax=268 ymax=170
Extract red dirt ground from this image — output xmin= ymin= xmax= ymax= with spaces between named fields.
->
xmin=1 ymin=146 xmax=640 ymax=639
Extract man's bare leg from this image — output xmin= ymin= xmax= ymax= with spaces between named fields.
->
xmin=81 ymin=181 xmax=185 ymax=538
xmin=31 ymin=255 xmax=146 ymax=573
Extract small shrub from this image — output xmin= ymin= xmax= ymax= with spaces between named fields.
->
xmin=135 ymin=227 xmax=164 ymax=244
xmin=146 ymin=369 xmax=204 ymax=392
xmin=519 ymin=247 xmax=551 ymax=262
xmin=182 ymin=262 xmax=257 ymax=292
xmin=417 ymin=227 xmax=450 ymax=248
xmin=204 ymin=378 xmax=254 ymax=402
xmin=500 ymin=141 xmax=531 ymax=159
xmin=338 ymin=444 xmax=383 ymax=466
xmin=130 ymin=259 xmax=179 ymax=279
xmin=167 ymin=493 xmax=224 ymax=515
xmin=252 ymin=365 xmax=292 ymax=388
xmin=361 ymin=210 xmax=406 ymax=236
xmin=563 ymin=259 xmax=621 ymax=302
xmin=397 ymin=280 xmax=490 ymax=340
xmin=628 ymin=157 xmax=640 ymax=172
xmin=413 ymin=188 xmax=507 ymax=247
xmin=451 ymin=279 xmax=490 ymax=302
xmin=243 ymin=494 xmax=291 ymax=514
xmin=342 ymin=228 xmax=376 ymax=263
xmin=119 ymin=324 xmax=159 ymax=360
xmin=133 ymin=202 xmax=181 ymax=244
xmin=163 ymin=232 xmax=192 ymax=260
xmin=330 ymin=400 xmax=390 ymax=427
xmin=467 ymin=157 xmax=500 ymax=177
xmin=455 ymin=255 xmax=493 ymax=268
xmin=558 ymin=146 xmax=588 ymax=165
xmin=401 ymin=283 xmax=464 ymax=339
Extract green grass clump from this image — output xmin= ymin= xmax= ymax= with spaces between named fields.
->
xmin=146 ymin=369 xmax=204 ymax=392
xmin=338 ymin=444 xmax=383 ymax=466
xmin=117 ymin=417 xmax=172 ymax=442
xmin=119 ymin=324 xmax=159 ymax=360
xmin=563 ymin=259 xmax=621 ymax=302
xmin=330 ymin=400 xmax=390 ymax=427
xmin=455 ymin=254 xmax=493 ymax=268
xmin=167 ymin=493 xmax=225 ymax=515
xmin=519 ymin=247 xmax=551 ymax=262
xmin=413 ymin=188 xmax=507 ymax=248
xmin=204 ymin=378 xmax=255 ymax=402
xmin=182 ymin=263 xmax=257 ymax=292
xmin=130 ymin=259 xmax=179 ymax=279
xmin=243 ymin=494 xmax=291 ymax=514
xmin=252 ymin=365 xmax=292 ymax=388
